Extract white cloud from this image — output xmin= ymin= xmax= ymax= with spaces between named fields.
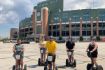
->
xmin=0 ymin=0 xmax=105 ymax=24
xmin=0 ymin=0 xmax=33 ymax=24
xmin=64 ymin=0 xmax=105 ymax=10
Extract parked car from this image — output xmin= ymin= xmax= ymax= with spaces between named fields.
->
xmin=56 ymin=38 xmax=65 ymax=43
xmin=22 ymin=40 xmax=30 ymax=44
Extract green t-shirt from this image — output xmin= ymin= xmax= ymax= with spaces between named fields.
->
xmin=15 ymin=44 xmax=23 ymax=51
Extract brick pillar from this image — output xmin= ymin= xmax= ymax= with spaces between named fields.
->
xmin=41 ymin=7 xmax=48 ymax=36
xmin=96 ymin=17 xmax=99 ymax=36
xmin=59 ymin=18 xmax=62 ymax=37
xmin=69 ymin=18 xmax=72 ymax=38
xmin=51 ymin=19 xmax=53 ymax=36
xmin=90 ymin=17 xmax=93 ymax=37
xmin=32 ymin=9 xmax=36 ymax=41
xmin=80 ymin=17 xmax=83 ymax=36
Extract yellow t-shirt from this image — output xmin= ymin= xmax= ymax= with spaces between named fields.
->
xmin=45 ymin=41 xmax=57 ymax=54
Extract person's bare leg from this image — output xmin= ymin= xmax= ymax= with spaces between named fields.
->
xmin=90 ymin=58 xmax=93 ymax=64
xmin=72 ymin=53 xmax=74 ymax=63
xmin=41 ymin=53 xmax=44 ymax=63
xmin=93 ymin=58 xmax=97 ymax=66
xmin=44 ymin=53 xmax=46 ymax=63
xmin=20 ymin=59 xmax=23 ymax=70
xmin=16 ymin=60 xmax=18 ymax=70
xmin=48 ymin=64 xmax=50 ymax=70
xmin=53 ymin=62 xmax=55 ymax=70
xmin=67 ymin=52 xmax=70 ymax=62
xmin=70 ymin=55 xmax=72 ymax=63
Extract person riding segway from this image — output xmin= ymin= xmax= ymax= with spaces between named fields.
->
xmin=38 ymin=38 xmax=47 ymax=66
xmin=86 ymin=38 xmax=103 ymax=70
xmin=44 ymin=36 xmax=58 ymax=70
xmin=12 ymin=39 xmax=27 ymax=70
xmin=66 ymin=38 xmax=76 ymax=67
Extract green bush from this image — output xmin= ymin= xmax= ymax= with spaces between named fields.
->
xmin=79 ymin=36 xmax=83 ymax=41
xmin=96 ymin=36 xmax=101 ymax=41
xmin=59 ymin=36 xmax=63 ymax=40
xmin=90 ymin=36 xmax=93 ymax=40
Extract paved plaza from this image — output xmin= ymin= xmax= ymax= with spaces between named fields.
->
xmin=0 ymin=42 xmax=105 ymax=70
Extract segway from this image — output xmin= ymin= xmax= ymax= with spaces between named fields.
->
xmin=38 ymin=48 xmax=46 ymax=66
xmin=66 ymin=50 xmax=76 ymax=67
xmin=12 ymin=51 xmax=27 ymax=70
xmin=44 ymin=53 xmax=58 ymax=70
xmin=87 ymin=51 xmax=103 ymax=70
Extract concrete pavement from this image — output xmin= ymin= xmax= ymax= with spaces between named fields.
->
xmin=0 ymin=42 xmax=105 ymax=70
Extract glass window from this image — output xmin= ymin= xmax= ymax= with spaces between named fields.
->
xmin=103 ymin=23 xmax=105 ymax=27
xmin=93 ymin=23 xmax=96 ymax=27
xmin=99 ymin=30 xmax=103 ymax=36
xmin=87 ymin=31 xmax=91 ymax=36
xmin=65 ymin=31 xmax=69 ymax=36
xmin=87 ymin=24 xmax=91 ymax=27
xmin=83 ymin=15 xmax=90 ymax=21
xmin=99 ymin=23 xmax=103 ymax=27
xmin=82 ymin=31 xmax=86 ymax=36
xmin=49 ymin=26 xmax=51 ymax=30
xmin=56 ymin=31 xmax=60 ymax=36
xmin=82 ymin=24 xmax=86 ymax=27
xmin=62 ymin=31 xmax=66 ymax=36
xmin=75 ymin=31 xmax=79 ymax=36
xmin=103 ymin=30 xmax=105 ymax=35
xmin=72 ymin=31 xmax=75 ymax=36
xmin=48 ymin=31 xmax=51 ymax=36
xmin=93 ymin=31 xmax=96 ymax=36
xmin=75 ymin=24 xmax=80 ymax=27
xmin=53 ymin=25 xmax=56 ymax=29
xmin=53 ymin=31 xmax=56 ymax=36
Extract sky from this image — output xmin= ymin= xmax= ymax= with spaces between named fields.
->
xmin=0 ymin=0 xmax=105 ymax=38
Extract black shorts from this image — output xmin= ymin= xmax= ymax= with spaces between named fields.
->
xmin=67 ymin=49 xmax=74 ymax=52
xmin=47 ymin=53 xmax=56 ymax=64
xmin=91 ymin=52 xmax=98 ymax=58
xmin=40 ymin=48 xmax=46 ymax=54
xmin=87 ymin=51 xmax=98 ymax=58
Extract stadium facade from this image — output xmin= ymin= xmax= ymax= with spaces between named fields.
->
xmin=10 ymin=28 xmax=19 ymax=40
xmin=19 ymin=0 xmax=105 ymax=41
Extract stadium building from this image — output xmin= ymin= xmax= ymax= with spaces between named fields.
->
xmin=10 ymin=28 xmax=19 ymax=40
xmin=19 ymin=0 xmax=105 ymax=41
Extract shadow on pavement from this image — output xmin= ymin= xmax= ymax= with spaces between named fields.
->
xmin=28 ymin=64 xmax=38 ymax=68
xmin=57 ymin=65 xmax=66 ymax=68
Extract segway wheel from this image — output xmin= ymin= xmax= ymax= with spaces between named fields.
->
xmin=38 ymin=58 xmax=41 ymax=66
xmin=66 ymin=59 xmax=69 ymax=66
xmin=97 ymin=65 xmax=103 ymax=70
xmin=87 ymin=63 xmax=93 ymax=70
xmin=73 ymin=59 xmax=76 ymax=67
xmin=12 ymin=65 xmax=15 ymax=70
xmin=24 ymin=64 xmax=27 ymax=70
xmin=45 ymin=59 xmax=48 ymax=66
xmin=44 ymin=66 xmax=47 ymax=70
